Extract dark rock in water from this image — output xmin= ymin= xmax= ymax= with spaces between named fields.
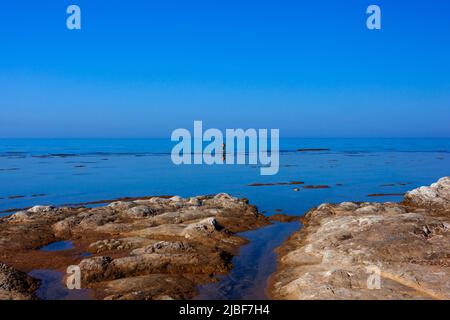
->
xmin=270 ymin=177 xmax=450 ymax=300
xmin=7 ymin=195 xmax=25 ymax=199
xmin=297 ymin=148 xmax=330 ymax=152
xmin=367 ymin=193 xmax=405 ymax=197
xmin=302 ymin=185 xmax=330 ymax=189
xmin=0 ymin=263 xmax=40 ymax=300
xmin=270 ymin=214 xmax=299 ymax=223
xmin=248 ymin=181 xmax=304 ymax=187
xmin=32 ymin=153 xmax=77 ymax=158
xmin=380 ymin=182 xmax=410 ymax=187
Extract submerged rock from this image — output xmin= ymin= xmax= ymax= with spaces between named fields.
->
xmin=270 ymin=177 xmax=450 ymax=300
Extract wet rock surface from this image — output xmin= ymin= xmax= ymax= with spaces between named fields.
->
xmin=270 ymin=177 xmax=450 ymax=300
xmin=0 ymin=193 xmax=269 ymax=300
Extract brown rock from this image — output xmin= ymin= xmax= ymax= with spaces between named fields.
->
xmin=0 ymin=263 xmax=40 ymax=300
xmin=0 ymin=193 xmax=269 ymax=300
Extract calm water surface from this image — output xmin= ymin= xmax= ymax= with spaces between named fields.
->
xmin=1 ymin=138 xmax=449 ymax=299
xmin=39 ymin=240 xmax=74 ymax=252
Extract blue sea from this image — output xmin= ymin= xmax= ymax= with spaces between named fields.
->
xmin=0 ymin=138 xmax=449 ymax=299
xmin=1 ymin=138 xmax=449 ymax=215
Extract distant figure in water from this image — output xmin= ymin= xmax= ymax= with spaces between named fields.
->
xmin=222 ymin=143 xmax=226 ymax=161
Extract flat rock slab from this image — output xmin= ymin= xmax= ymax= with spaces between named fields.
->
xmin=270 ymin=177 xmax=450 ymax=300
xmin=0 ymin=193 xmax=269 ymax=300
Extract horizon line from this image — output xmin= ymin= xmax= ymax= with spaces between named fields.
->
xmin=1 ymin=137 xmax=450 ymax=140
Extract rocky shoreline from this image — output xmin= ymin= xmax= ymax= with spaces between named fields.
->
xmin=0 ymin=193 xmax=269 ymax=300
xmin=269 ymin=177 xmax=450 ymax=300
xmin=1 ymin=178 xmax=449 ymax=300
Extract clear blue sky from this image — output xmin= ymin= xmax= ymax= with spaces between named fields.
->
xmin=0 ymin=0 xmax=449 ymax=138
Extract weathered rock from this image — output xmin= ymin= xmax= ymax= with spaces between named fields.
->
xmin=404 ymin=177 xmax=450 ymax=210
xmin=107 ymin=201 xmax=136 ymax=210
xmin=125 ymin=205 xmax=157 ymax=218
xmin=0 ymin=263 xmax=40 ymax=300
xmin=270 ymin=178 xmax=450 ymax=300
xmin=88 ymin=237 xmax=151 ymax=254
xmin=182 ymin=217 xmax=220 ymax=239
xmin=130 ymin=241 xmax=192 ymax=256
xmin=0 ymin=193 xmax=269 ymax=300
xmin=8 ymin=211 xmax=31 ymax=222
xmin=99 ymin=274 xmax=199 ymax=300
